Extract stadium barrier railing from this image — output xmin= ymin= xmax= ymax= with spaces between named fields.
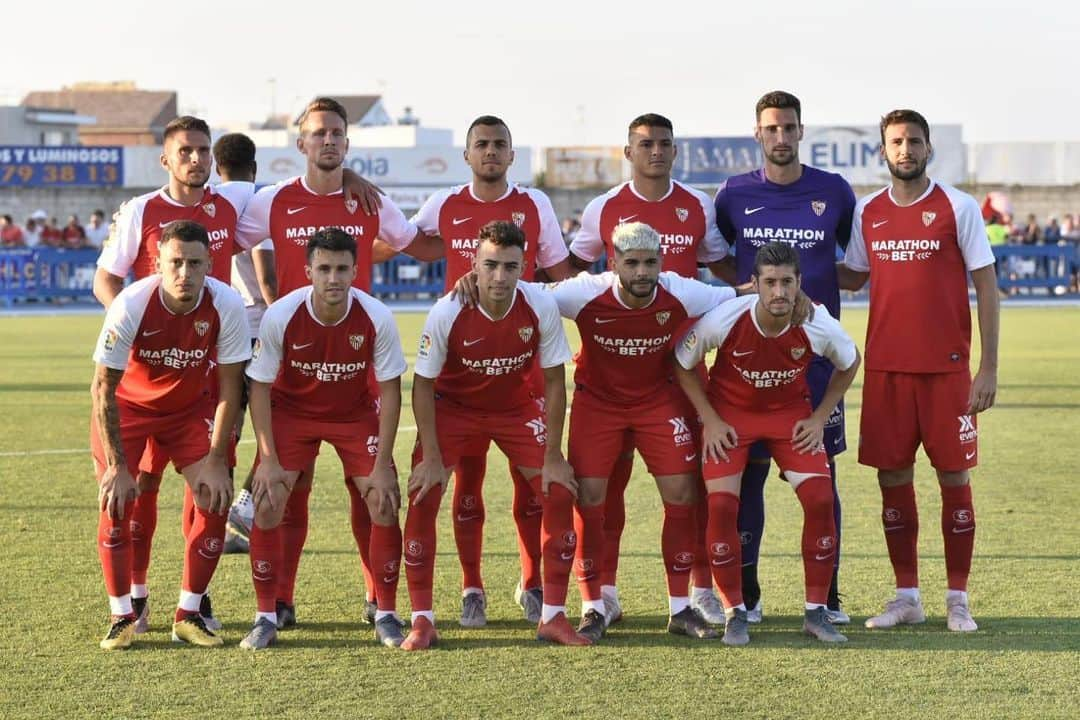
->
xmin=992 ymin=244 xmax=1078 ymax=292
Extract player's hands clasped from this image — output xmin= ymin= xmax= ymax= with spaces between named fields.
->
xmin=701 ymin=416 xmax=738 ymax=463
xmin=99 ymin=464 xmax=138 ymax=520
xmin=541 ymin=454 xmax=577 ymax=498
xmin=408 ymin=458 xmax=449 ymax=504
xmin=791 ymin=414 xmax=826 ymax=454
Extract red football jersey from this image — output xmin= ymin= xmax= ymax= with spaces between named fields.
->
xmin=549 ymin=272 xmax=734 ymax=406
xmin=676 ymin=295 xmax=857 ymax=413
xmin=414 ymin=283 xmax=571 ymax=412
xmin=92 ymin=275 xmax=251 ymax=415
xmin=570 ymin=180 xmax=728 ymax=277
xmin=98 ymin=183 xmax=256 ymax=284
xmin=412 ymin=183 xmax=568 ymax=289
xmin=236 ymin=176 xmax=417 ymax=296
xmin=246 ymin=286 xmax=406 ymax=422
xmin=844 ymin=180 xmax=994 ymax=374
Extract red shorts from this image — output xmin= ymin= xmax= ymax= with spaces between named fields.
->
xmin=859 ymin=370 xmax=977 ymax=472
xmin=91 ymin=402 xmax=214 ymax=479
xmin=569 ymin=388 xmax=698 ymax=478
xmin=414 ymin=397 xmax=548 ymax=470
xmin=701 ymin=404 xmax=830 ymax=481
xmin=273 ymin=411 xmax=381 ymax=478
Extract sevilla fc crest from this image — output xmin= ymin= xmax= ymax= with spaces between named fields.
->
xmin=202 ymin=202 xmax=216 ymax=219
xmin=675 ymin=207 xmax=689 ymax=222
xmin=349 ymin=334 xmax=365 ymax=351
xmin=194 ymin=320 xmax=210 ymax=337
xmin=922 ymin=211 xmax=936 ymax=227
xmin=518 ymin=326 xmax=534 ymax=343
xmin=345 ymin=198 xmax=359 ymax=215
xmin=811 ymin=200 xmax=827 ymax=216
xmin=511 ymin=212 xmax=526 ymax=227
xmin=790 ymin=346 xmax=806 ymax=360
xmin=656 ymin=311 xmax=671 ymax=325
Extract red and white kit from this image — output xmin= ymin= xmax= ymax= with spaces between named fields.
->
xmin=412 ymin=183 xmax=568 ymax=290
xmin=98 ymin=182 xmax=257 ymax=285
xmin=569 ymin=180 xmax=729 ymax=276
xmin=236 ymin=176 xmax=418 ymax=295
xmin=844 ymin=179 xmax=994 ymax=471
xmin=246 ymin=286 xmax=407 ymax=475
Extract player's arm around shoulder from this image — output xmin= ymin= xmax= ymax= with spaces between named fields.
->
xmin=660 ymin=271 xmax=737 ymax=318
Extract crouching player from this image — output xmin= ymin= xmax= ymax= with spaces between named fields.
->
xmin=404 ymin=220 xmax=582 ymax=649
xmin=242 ymin=229 xmax=408 ymax=649
xmin=92 ymin=220 xmax=250 ymax=649
xmin=674 ymin=242 xmax=860 ymax=645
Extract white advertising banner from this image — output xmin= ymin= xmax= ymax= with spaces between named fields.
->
xmin=802 ymin=124 xmax=965 ymax=186
xmin=970 ymin=142 xmax=1080 ymax=185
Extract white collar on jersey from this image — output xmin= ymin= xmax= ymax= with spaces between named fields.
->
xmin=749 ymin=298 xmax=793 ymax=338
xmin=608 ymin=273 xmax=658 ymax=309
xmin=304 ymin=286 xmax=353 ymax=326
xmin=475 ymin=285 xmax=519 ymax=321
xmin=299 ymin=175 xmax=343 ymax=197
xmin=627 ymin=179 xmax=674 ymax=203
xmin=157 ymin=185 xmax=210 ymax=208
xmin=157 ymin=282 xmax=206 ymax=316
xmin=886 ymin=178 xmax=937 ymax=208
xmin=467 ymin=182 xmax=515 ymax=203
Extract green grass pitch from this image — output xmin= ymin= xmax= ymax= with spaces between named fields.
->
xmin=0 ymin=306 xmax=1077 ymax=719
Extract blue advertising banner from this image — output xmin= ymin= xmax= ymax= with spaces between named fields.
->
xmin=673 ymin=137 xmax=761 ymax=185
xmin=0 ymin=248 xmax=100 ymax=305
xmin=0 ymin=146 xmax=123 ymax=187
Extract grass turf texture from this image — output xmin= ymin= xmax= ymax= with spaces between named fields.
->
xmin=0 ymin=306 xmax=1077 ymax=720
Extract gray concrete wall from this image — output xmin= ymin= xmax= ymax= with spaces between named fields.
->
xmin=0 ymin=186 xmax=154 ymax=224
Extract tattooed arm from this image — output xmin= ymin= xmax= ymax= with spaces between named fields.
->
xmin=91 ymin=363 xmax=136 ymax=520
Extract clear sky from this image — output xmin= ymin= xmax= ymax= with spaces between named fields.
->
xmin=3 ymin=0 xmax=1069 ymax=147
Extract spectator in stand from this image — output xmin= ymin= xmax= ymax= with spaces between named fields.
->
xmin=41 ymin=217 xmax=63 ymax=247
xmin=23 ymin=217 xmax=42 ymax=248
xmin=62 ymin=215 xmax=87 ymax=249
xmin=85 ymin=210 xmax=109 ymax=250
xmin=986 ymin=213 xmax=1008 ymax=247
xmin=1 ymin=215 xmax=25 ymax=247
xmin=561 ymin=214 xmax=581 ymax=246
xmin=1021 ymin=213 xmax=1041 ymax=245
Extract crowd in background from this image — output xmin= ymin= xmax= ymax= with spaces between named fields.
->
xmin=982 ymin=192 xmax=1080 ymax=293
xmin=0 ymin=209 xmax=110 ymax=250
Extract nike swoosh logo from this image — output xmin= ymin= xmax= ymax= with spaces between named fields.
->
xmin=965 ymin=451 xmax=976 ymax=460
xmin=618 ymin=215 xmax=638 ymax=224
xmin=711 ymin=557 xmax=735 ymax=566
xmin=594 ymin=318 xmax=616 ymax=324
xmin=253 ymin=574 xmax=272 ymax=582
xmin=523 ymin=509 xmax=544 ymax=517
xmin=833 ymin=437 xmax=842 ymax=445
xmin=814 ymin=553 xmax=834 ymax=561
xmin=744 ymin=207 xmax=766 ymax=215
xmin=404 ymin=559 xmax=423 ymax=567
xmin=560 ymin=551 xmax=575 ymax=561
xmin=672 ymin=565 xmax=692 ymax=572
xmin=732 ymin=350 xmax=753 ymax=357
xmin=456 ymin=514 xmax=480 ymax=522
xmin=142 ymin=329 xmax=163 ymax=337
xmin=292 ymin=342 xmax=314 ymax=350
xmin=102 ymin=541 xmax=124 ymax=548
xmin=463 ymin=338 xmax=484 ymax=347
xmin=684 ymin=454 xmax=697 ymax=462
xmin=158 ymin=221 xmax=173 ymax=228
xmin=452 ymin=217 xmax=472 ymax=226
xmin=382 ymin=575 xmax=398 ymax=583
xmin=872 ymin=220 xmax=888 ymax=228
xmin=952 ymin=526 xmax=975 ymax=534
xmin=287 ymin=207 xmax=307 ymax=215
xmin=884 ymin=525 xmax=904 ymax=532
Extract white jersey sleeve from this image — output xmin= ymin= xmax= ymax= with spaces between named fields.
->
xmin=675 ymin=294 xmax=756 ymax=370
xmin=214 ymin=182 xmax=258 ymax=231
xmin=688 ymin=184 xmax=730 ymax=263
xmin=413 ymin=295 xmax=463 ymax=379
xmin=355 ymin=290 xmax=408 ymax=382
xmin=96 ymin=192 xmax=150 ymax=277
xmin=520 ymin=283 xmax=572 ymax=368
xmin=236 ymin=181 xmax=285 ymax=251
xmin=246 ymin=288 xmax=308 ymax=383
xmin=206 ymin=278 xmax=252 ymax=365
xmin=92 ymin=276 xmax=157 ymax=368
xmin=542 ymin=272 xmax=612 ymax=321
xmin=803 ymin=305 xmax=859 ymax=371
xmin=567 ymin=191 xmax=610 ymax=263
xmin=524 ymin=187 xmax=570 ymax=270
xmin=843 ymin=198 xmax=871 ymax=272
xmin=941 ymin=183 xmax=996 ymax=271
xmin=377 ymin=196 xmax=420 ymax=250
xmin=659 ymin=272 xmax=736 ymax=318
xmin=410 ymin=187 xmax=452 ymax=236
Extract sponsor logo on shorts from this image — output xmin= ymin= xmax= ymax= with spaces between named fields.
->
xmin=669 ymin=417 xmax=692 ymax=447
xmin=526 ymin=417 xmax=547 ymax=445
xmin=958 ymin=415 xmax=977 ymax=444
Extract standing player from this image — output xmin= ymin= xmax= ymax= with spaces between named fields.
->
xmin=711 ymin=91 xmax=857 ymax=624
xmin=409 ymin=114 xmax=571 ymax=627
xmin=92 ymin=221 xmax=250 ymax=649
xmin=567 ymin=113 xmax=730 ymax=625
xmin=93 ymin=116 xmax=260 ymax=633
xmin=839 ymin=109 xmax=998 ymax=632
xmin=404 ymin=220 xmax=581 ymax=649
xmin=675 ymin=242 xmax=860 ymax=646
xmin=242 ymin=229 xmax=407 ymax=650
xmin=236 ymin=97 xmax=435 ymax=627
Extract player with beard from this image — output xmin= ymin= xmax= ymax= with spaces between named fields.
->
xmin=675 ymin=242 xmax=860 ymax=646
xmin=838 ymin=110 xmax=998 ymax=632
xmin=92 ymin=221 xmax=249 ymax=649
xmin=711 ymin=91 xmax=857 ymax=624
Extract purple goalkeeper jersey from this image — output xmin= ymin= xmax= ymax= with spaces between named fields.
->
xmin=713 ymin=164 xmax=856 ymax=319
